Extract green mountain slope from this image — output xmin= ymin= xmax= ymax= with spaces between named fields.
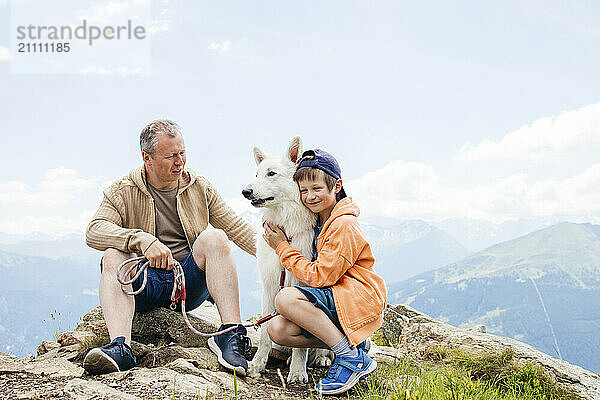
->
xmin=388 ymin=222 xmax=600 ymax=372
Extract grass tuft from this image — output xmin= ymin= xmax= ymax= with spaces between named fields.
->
xmin=352 ymin=347 xmax=583 ymax=400
xmin=77 ymin=335 xmax=110 ymax=359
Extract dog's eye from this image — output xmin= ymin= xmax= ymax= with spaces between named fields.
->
xmin=267 ymin=171 xmax=277 ymax=177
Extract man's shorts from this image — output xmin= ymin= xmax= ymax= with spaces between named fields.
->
xmin=101 ymin=252 xmax=212 ymax=313
xmin=296 ymin=286 xmax=345 ymax=338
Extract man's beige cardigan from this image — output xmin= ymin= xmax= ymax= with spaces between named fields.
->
xmin=86 ymin=166 xmax=256 ymax=257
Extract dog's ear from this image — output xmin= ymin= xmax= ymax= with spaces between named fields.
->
xmin=286 ymin=136 xmax=303 ymax=164
xmin=253 ymin=146 xmax=267 ymax=165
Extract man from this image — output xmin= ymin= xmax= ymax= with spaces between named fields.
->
xmin=84 ymin=120 xmax=256 ymax=376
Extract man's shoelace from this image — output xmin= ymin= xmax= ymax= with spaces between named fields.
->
xmin=119 ymin=344 xmax=126 ymax=358
xmin=228 ymin=332 xmax=251 ymax=355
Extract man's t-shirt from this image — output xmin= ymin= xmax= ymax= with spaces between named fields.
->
xmin=147 ymin=183 xmax=191 ymax=262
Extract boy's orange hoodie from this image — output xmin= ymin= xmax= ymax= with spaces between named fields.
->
xmin=275 ymin=197 xmax=387 ymax=346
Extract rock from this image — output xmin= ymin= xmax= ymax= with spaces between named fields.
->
xmin=0 ymin=352 xmax=18 ymax=363
xmin=164 ymin=358 xmax=250 ymax=393
xmin=200 ymin=369 xmax=249 ymax=394
xmin=19 ymin=354 xmax=35 ymax=363
xmin=184 ymin=347 xmax=222 ymax=370
xmin=466 ymin=325 xmax=487 ymax=333
xmin=125 ymin=367 xmax=219 ymax=396
xmin=188 ymin=302 xmax=222 ymax=327
xmin=166 ymin=358 xmax=205 ymax=376
xmin=77 ymin=305 xmax=220 ymax=348
xmin=65 ymin=378 xmax=141 ymax=399
xmin=371 ymin=343 xmax=408 ymax=364
xmin=128 ymin=340 xmax=152 ymax=358
xmin=0 ymin=355 xmax=84 ymax=379
xmin=75 ymin=306 xmax=109 ymax=337
xmin=36 ymin=344 xmax=80 ymax=363
xmin=373 ymin=304 xmax=600 ymax=400
xmin=23 ymin=358 xmax=84 ymax=378
xmin=164 ymin=358 xmax=249 ymax=393
xmin=58 ymin=330 xmax=95 ymax=346
xmin=0 ymin=354 xmax=23 ymax=373
xmin=36 ymin=340 xmax=60 ymax=356
xmin=136 ymin=344 xmax=193 ymax=368
xmin=16 ymin=391 xmax=39 ymax=400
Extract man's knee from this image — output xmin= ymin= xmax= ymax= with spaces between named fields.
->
xmin=102 ymin=248 xmax=135 ymax=275
xmin=193 ymin=229 xmax=230 ymax=256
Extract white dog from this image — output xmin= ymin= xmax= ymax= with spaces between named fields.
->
xmin=243 ymin=136 xmax=332 ymax=383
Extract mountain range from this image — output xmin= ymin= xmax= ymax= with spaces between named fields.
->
xmin=388 ymin=222 xmax=600 ymax=372
xmin=0 ymin=250 xmax=99 ymax=355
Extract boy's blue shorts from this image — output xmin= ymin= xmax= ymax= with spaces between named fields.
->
xmin=102 ymin=252 xmax=212 ymax=313
xmin=296 ymin=286 xmax=344 ymax=338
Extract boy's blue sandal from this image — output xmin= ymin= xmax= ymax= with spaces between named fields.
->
xmin=319 ymin=347 xmax=377 ymax=395
xmin=207 ymin=324 xmax=251 ymax=376
xmin=357 ymin=338 xmax=371 ymax=352
xmin=83 ymin=336 xmax=136 ymax=375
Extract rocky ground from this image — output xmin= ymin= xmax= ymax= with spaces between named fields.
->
xmin=1 ymin=303 xmax=599 ymax=399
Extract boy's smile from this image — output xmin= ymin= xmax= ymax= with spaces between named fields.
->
xmin=298 ymin=177 xmax=341 ymax=223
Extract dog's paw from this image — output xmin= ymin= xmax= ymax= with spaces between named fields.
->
xmin=287 ymin=368 xmax=309 ymax=384
xmin=308 ymin=348 xmax=333 ymax=367
xmin=248 ymin=361 xmax=265 ymax=379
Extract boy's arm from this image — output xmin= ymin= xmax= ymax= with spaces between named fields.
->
xmin=275 ymin=219 xmax=364 ymax=287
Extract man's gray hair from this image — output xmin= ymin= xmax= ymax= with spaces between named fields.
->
xmin=140 ymin=120 xmax=182 ymax=154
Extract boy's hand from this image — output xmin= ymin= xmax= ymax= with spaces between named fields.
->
xmin=263 ymin=222 xmax=289 ymax=250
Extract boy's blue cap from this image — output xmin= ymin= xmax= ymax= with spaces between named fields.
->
xmin=296 ymin=149 xmax=342 ymax=179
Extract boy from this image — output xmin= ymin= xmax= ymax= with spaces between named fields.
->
xmin=262 ymin=149 xmax=387 ymax=395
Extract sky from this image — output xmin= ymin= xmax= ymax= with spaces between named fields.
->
xmin=1 ymin=0 xmax=599 ymax=235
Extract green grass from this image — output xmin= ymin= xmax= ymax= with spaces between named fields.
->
xmin=351 ymin=347 xmax=582 ymax=400
xmin=77 ymin=335 xmax=110 ymax=359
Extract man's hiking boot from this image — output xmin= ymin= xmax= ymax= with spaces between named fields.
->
xmin=83 ymin=336 xmax=136 ymax=375
xmin=319 ymin=347 xmax=377 ymax=395
xmin=207 ymin=324 xmax=250 ymax=376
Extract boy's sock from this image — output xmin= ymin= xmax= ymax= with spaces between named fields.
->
xmin=331 ymin=337 xmax=359 ymax=358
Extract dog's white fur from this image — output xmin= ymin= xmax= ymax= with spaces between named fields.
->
xmin=244 ymin=137 xmax=331 ymax=383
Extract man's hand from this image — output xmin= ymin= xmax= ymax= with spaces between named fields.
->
xmin=144 ymin=240 xmax=175 ymax=270
xmin=262 ymin=222 xmax=289 ymax=250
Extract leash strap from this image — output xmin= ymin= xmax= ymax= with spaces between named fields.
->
xmin=116 ymin=256 xmax=279 ymax=337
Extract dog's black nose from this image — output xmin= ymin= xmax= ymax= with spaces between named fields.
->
xmin=242 ymin=188 xmax=253 ymax=199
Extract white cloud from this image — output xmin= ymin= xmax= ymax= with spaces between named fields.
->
xmin=82 ymin=288 xmax=99 ymax=296
xmin=459 ymin=101 xmax=600 ymax=161
xmin=0 ymin=45 xmax=12 ymax=61
xmin=208 ymin=41 xmax=231 ymax=55
xmin=0 ymin=168 xmax=109 ymax=235
xmin=149 ymin=0 xmax=170 ymax=33
xmin=149 ymin=19 xmax=170 ymax=33
xmin=78 ymin=0 xmax=144 ymax=25
xmin=78 ymin=65 xmax=144 ymax=75
xmin=0 ymin=167 xmax=96 ymax=207
xmin=346 ymin=161 xmax=600 ymax=224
